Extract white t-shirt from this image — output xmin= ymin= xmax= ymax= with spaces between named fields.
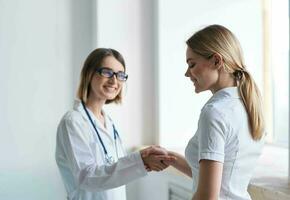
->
xmin=185 ymin=87 xmax=264 ymax=200
xmin=55 ymin=100 xmax=147 ymax=200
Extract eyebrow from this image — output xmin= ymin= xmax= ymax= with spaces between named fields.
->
xmin=100 ymin=66 xmax=125 ymax=72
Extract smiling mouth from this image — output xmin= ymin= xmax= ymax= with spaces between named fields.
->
xmin=104 ymin=86 xmax=117 ymax=92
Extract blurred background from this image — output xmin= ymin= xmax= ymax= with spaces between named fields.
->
xmin=0 ymin=0 xmax=289 ymax=199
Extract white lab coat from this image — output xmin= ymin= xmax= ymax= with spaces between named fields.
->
xmin=55 ymin=100 xmax=147 ymax=200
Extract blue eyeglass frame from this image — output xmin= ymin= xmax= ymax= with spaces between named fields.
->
xmin=96 ymin=67 xmax=128 ymax=81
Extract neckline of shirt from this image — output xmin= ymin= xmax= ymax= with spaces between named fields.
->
xmin=213 ymin=86 xmax=240 ymax=98
xmin=205 ymin=87 xmax=240 ymax=106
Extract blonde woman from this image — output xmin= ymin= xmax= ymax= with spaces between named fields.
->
xmin=153 ymin=25 xmax=265 ymax=200
xmin=55 ymin=48 xmax=174 ymax=200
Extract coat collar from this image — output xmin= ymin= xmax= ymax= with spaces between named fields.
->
xmin=73 ymin=99 xmax=113 ymax=139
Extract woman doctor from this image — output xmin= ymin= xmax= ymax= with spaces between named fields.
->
xmin=55 ymin=48 xmax=174 ymax=200
xmin=149 ymin=25 xmax=265 ymax=200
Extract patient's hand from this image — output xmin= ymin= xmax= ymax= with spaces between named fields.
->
xmin=140 ymin=146 xmax=176 ymax=172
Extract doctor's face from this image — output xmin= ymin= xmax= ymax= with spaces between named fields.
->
xmin=89 ymin=56 xmax=126 ymax=102
xmin=185 ymin=47 xmax=219 ymax=93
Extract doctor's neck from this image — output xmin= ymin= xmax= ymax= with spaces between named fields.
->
xmin=85 ymin=96 xmax=105 ymax=119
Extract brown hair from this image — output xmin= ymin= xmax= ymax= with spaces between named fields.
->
xmin=77 ymin=48 xmax=126 ymax=104
xmin=186 ymin=24 xmax=264 ymax=140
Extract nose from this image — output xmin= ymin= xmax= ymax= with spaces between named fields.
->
xmin=185 ymin=67 xmax=190 ymax=77
xmin=108 ymin=74 xmax=118 ymax=83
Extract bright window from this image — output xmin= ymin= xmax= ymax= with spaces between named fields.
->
xmin=270 ymin=0 xmax=289 ymax=146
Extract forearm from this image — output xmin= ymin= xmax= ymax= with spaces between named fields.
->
xmin=168 ymin=151 xmax=192 ymax=177
xmin=192 ymin=192 xmax=218 ymax=200
xmin=76 ymin=152 xmax=147 ymax=191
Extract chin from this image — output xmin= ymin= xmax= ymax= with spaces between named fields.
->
xmin=194 ymin=87 xmax=200 ymax=93
xmin=102 ymin=88 xmax=121 ymax=100
xmin=194 ymin=87 xmax=205 ymax=94
xmin=105 ymin=95 xmax=117 ymax=100
xmin=104 ymin=92 xmax=119 ymax=99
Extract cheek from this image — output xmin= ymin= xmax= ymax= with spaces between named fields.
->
xmin=190 ymin=67 xmax=203 ymax=78
xmin=90 ymin=78 xmax=103 ymax=92
xmin=188 ymin=68 xmax=198 ymax=77
xmin=203 ymin=70 xmax=219 ymax=84
xmin=117 ymin=83 xmax=123 ymax=92
xmin=91 ymin=76 xmax=100 ymax=86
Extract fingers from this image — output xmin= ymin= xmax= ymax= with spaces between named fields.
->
xmin=141 ymin=146 xmax=168 ymax=158
xmin=154 ymin=155 xmax=177 ymax=166
xmin=155 ymin=155 xmax=177 ymax=161
xmin=162 ymin=160 xmax=170 ymax=166
xmin=140 ymin=146 xmax=151 ymax=158
xmin=149 ymin=165 xmax=163 ymax=171
xmin=144 ymin=155 xmax=171 ymax=172
xmin=160 ymin=160 xmax=169 ymax=168
xmin=148 ymin=162 xmax=167 ymax=171
xmin=151 ymin=146 xmax=167 ymax=155
xmin=144 ymin=164 xmax=152 ymax=172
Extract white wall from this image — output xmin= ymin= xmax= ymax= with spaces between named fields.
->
xmin=0 ymin=0 xmax=95 ymax=199
xmin=97 ymin=0 xmax=158 ymax=147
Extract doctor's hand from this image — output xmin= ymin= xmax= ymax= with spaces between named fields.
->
xmin=140 ymin=146 xmax=176 ymax=172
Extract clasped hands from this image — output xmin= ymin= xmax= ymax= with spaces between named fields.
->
xmin=140 ymin=146 xmax=176 ymax=172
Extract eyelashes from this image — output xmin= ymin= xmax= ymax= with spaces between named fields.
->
xmin=189 ymin=64 xmax=195 ymax=68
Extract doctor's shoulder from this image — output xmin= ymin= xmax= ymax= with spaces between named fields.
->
xmin=59 ymin=109 xmax=82 ymax=122
xmin=57 ymin=110 xmax=88 ymax=135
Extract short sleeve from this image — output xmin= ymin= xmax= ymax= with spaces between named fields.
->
xmin=198 ymin=106 xmax=228 ymax=163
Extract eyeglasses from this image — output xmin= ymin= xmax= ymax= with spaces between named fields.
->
xmin=96 ymin=67 xmax=128 ymax=81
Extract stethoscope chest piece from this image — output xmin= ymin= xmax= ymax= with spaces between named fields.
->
xmin=105 ymin=155 xmax=115 ymax=165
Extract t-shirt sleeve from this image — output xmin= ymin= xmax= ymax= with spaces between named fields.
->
xmin=198 ymin=106 xmax=228 ymax=163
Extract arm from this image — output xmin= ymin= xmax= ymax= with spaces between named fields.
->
xmin=165 ymin=151 xmax=192 ymax=177
xmin=191 ymin=107 xmax=226 ymax=199
xmin=143 ymin=148 xmax=191 ymax=177
xmin=192 ymin=160 xmax=223 ymax=200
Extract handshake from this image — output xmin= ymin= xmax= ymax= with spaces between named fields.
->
xmin=139 ymin=146 xmax=176 ymax=172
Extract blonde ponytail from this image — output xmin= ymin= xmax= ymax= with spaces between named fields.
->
xmin=238 ymin=70 xmax=264 ymax=140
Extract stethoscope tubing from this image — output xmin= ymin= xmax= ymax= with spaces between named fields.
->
xmin=81 ymin=101 xmax=122 ymax=164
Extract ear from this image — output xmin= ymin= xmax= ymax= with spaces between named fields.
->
xmin=211 ymin=53 xmax=223 ymax=69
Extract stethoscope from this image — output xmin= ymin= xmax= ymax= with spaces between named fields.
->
xmin=81 ymin=101 xmax=124 ymax=165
